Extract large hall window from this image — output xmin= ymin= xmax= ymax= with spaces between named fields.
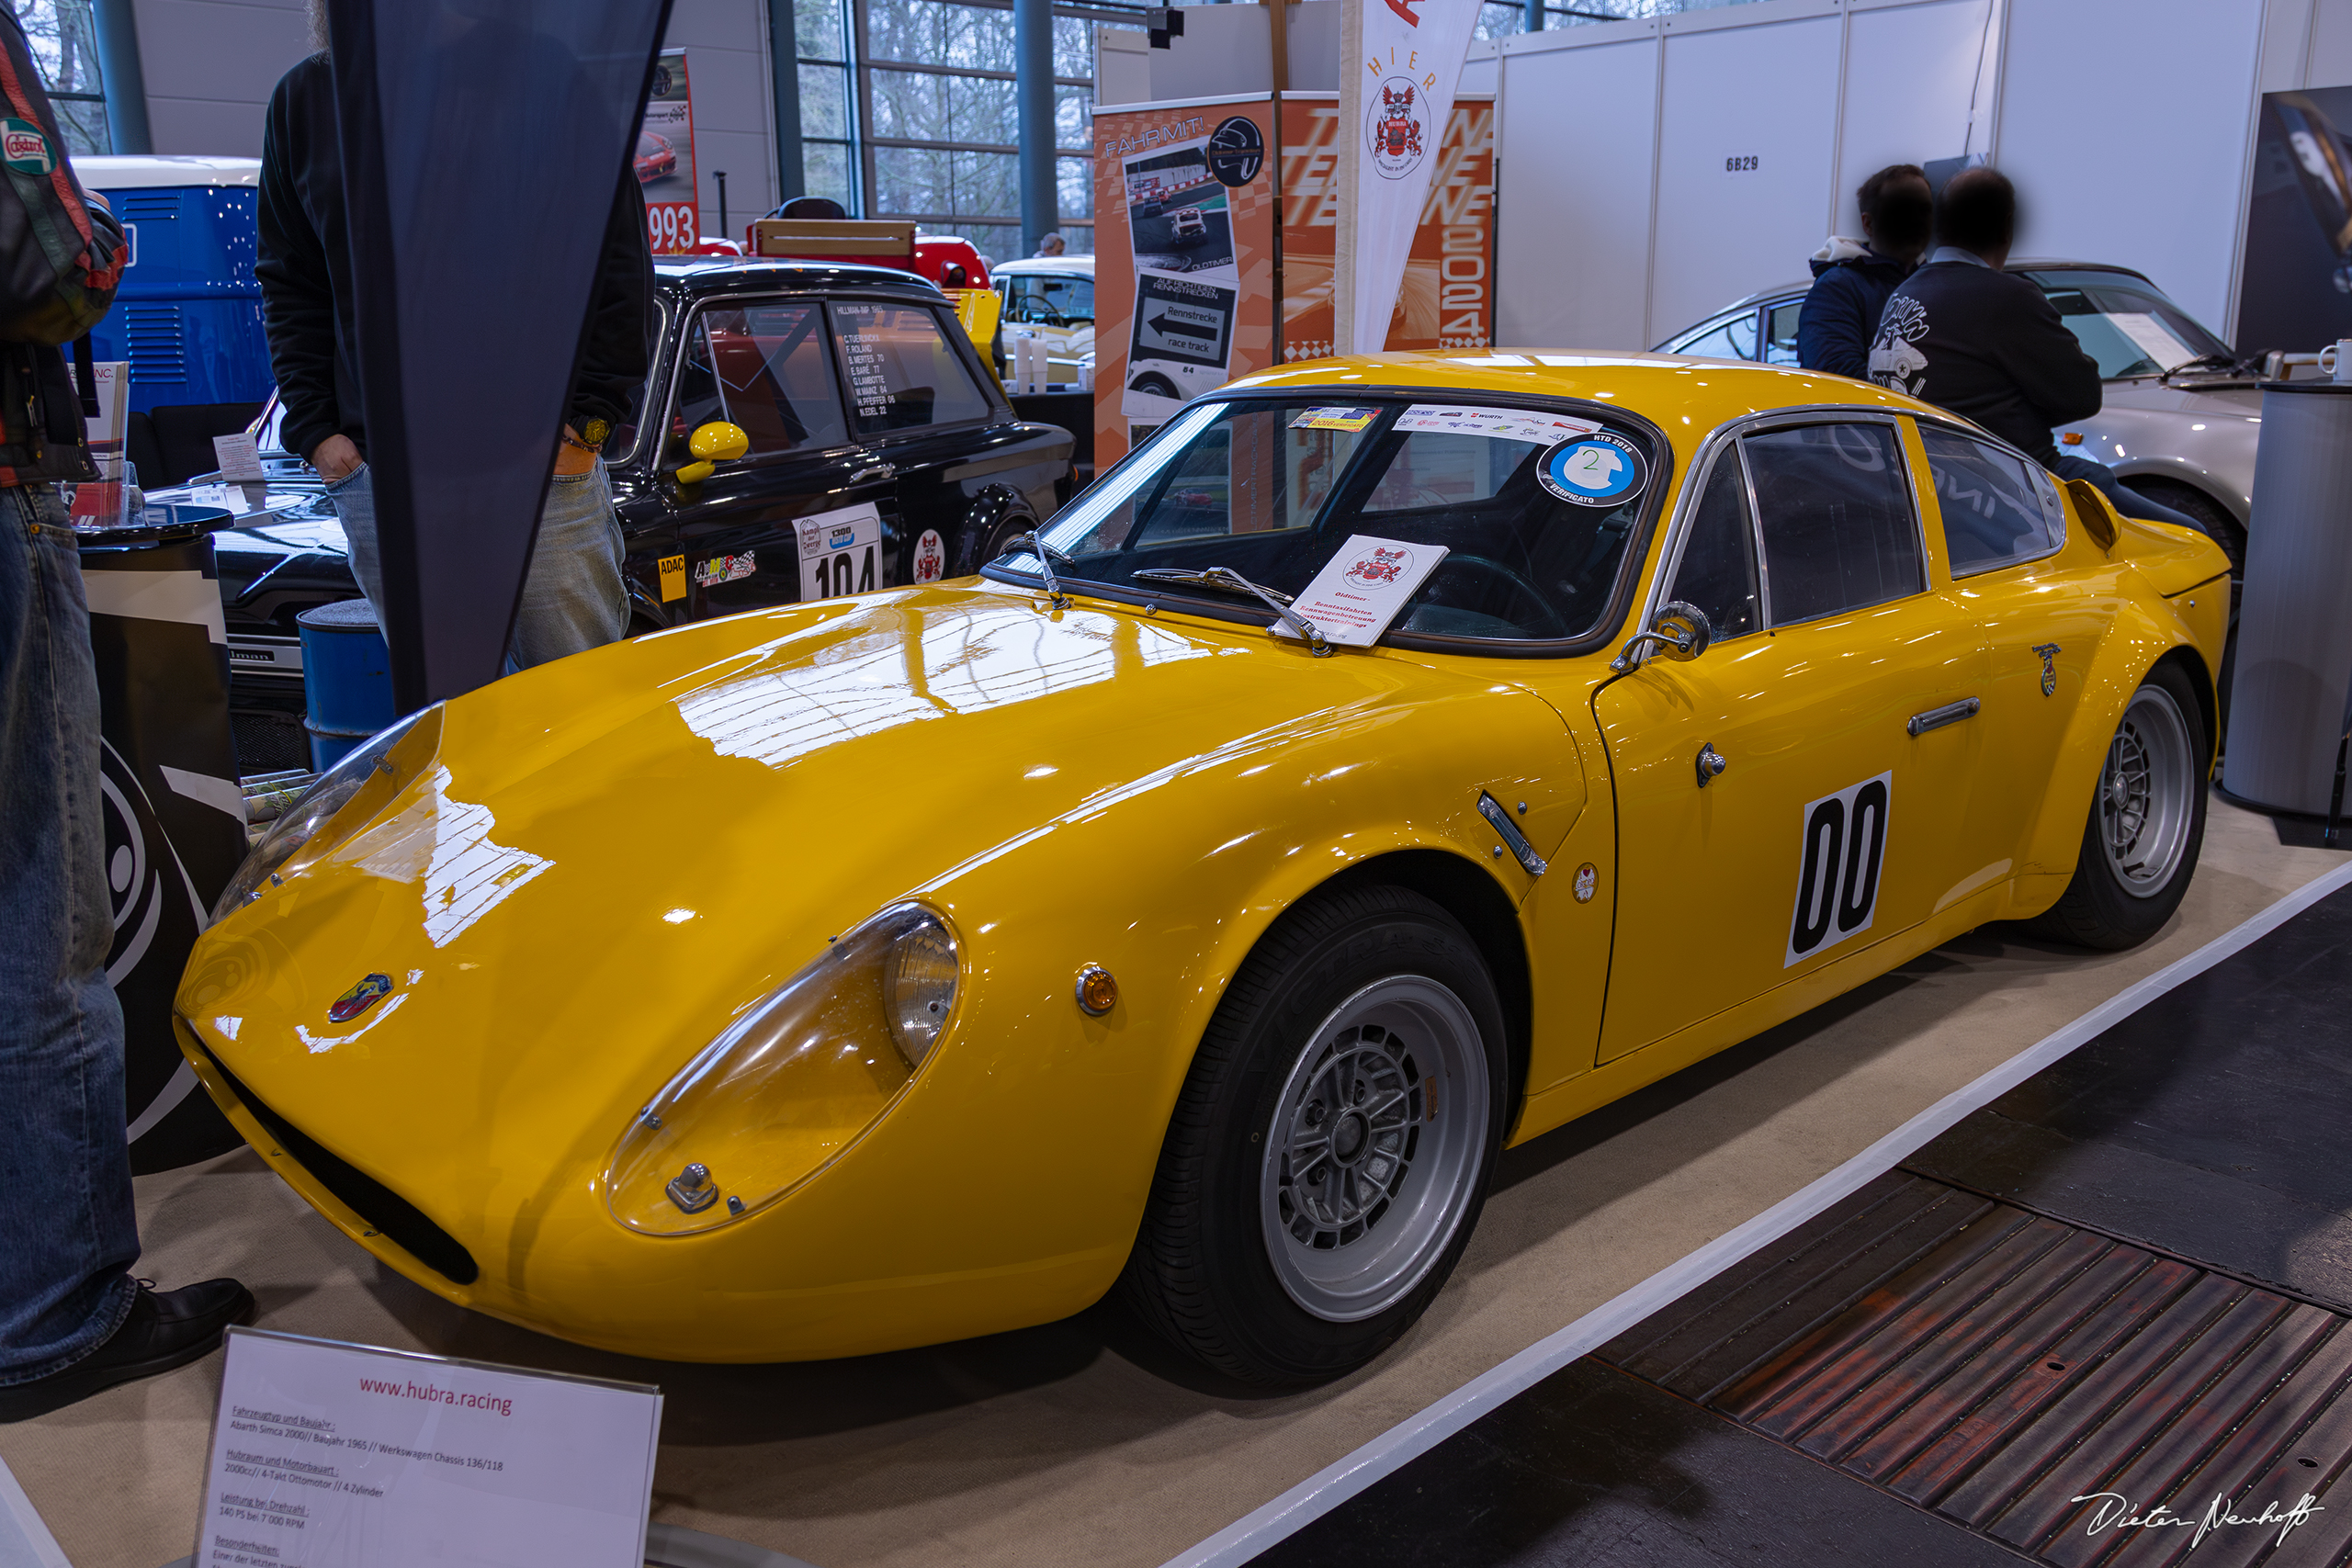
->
xmin=795 ymin=0 xmax=1106 ymax=262
xmin=16 ymin=0 xmax=109 ymax=154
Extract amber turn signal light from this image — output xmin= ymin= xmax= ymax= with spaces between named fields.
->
xmin=1076 ymin=964 xmax=1117 ymax=1016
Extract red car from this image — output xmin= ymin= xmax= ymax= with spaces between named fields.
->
xmin=634 ymin=131 xmax=677 ymax=183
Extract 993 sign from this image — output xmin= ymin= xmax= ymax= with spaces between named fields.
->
xmin=646 ymin=201 xmax=699 ymax=254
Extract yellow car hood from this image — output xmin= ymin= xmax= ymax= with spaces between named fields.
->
xmin=179 ymin=582 xmax=1555 ymax=1220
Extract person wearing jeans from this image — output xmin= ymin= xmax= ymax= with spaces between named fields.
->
xmin=1 ymin=9 xmax=254 ymax=1422
xmin=256 ymin=12 xmax=652 ymax=665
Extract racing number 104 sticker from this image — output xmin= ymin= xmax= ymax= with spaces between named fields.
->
xmin=1784 ymin=770 xmax=1892 ymax=968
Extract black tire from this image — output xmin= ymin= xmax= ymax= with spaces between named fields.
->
xmin=2116 ymin=477 xmax=2245 ymax=577
xmin=1119 ymin=885 xmax=1508 ymax=1387
xmin=2028 ymin=660 xmax=2211 ymax=951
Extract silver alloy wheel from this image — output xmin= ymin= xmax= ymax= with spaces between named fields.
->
xmin=1259 ymin=976 xmax=1490 ymax=1323
xmin=2100 ymin=683 xmax=2196 ymax=897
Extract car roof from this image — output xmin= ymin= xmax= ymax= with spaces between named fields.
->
xmin=73 ymin=153 xmax=260 ymax=189
xmin=1227 ymin=350 xmax=1948 ymax=435
xmin=1713 ymin=257 xmax=2151 ymax=316
xmin=994 ymin=255 xmax=1095 ymax=277
xmin=651 ymin=257 xmax=945 ymax=299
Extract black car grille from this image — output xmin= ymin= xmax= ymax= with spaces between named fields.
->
xmin=196 ymin=1039 xmax=481 ymax=1287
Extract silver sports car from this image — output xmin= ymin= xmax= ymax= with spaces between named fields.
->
xmin=1657 ymin=260 xmax=2257 ymax=570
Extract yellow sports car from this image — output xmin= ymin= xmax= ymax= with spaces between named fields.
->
xmin=175 ymin=355 xmax=2230 ymax=1386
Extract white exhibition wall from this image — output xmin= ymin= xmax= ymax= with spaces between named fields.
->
xmin=1484 ymin=0 xmax=2352 ymax=353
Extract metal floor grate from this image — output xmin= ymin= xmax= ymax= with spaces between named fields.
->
xmin=1600 ymin=1172 xmax=2352 ymax=1566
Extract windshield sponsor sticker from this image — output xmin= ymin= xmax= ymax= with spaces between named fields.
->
xmin=1786 ymin=771 xmax=1892 ymax=967
xmin=1538 ymin=432 xmax=1646 ymax=507
xmin=1275 ymin=534 xmax=1449 ymax=649
xmin=1289 ymin=406 xmax=1381 ymax=433
xmin=1395 ymin=405 xmax=1600 ymax=446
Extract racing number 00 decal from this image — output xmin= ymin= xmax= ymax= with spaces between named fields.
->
xmin=1784 ymin=770 xmax=1892 ymax=967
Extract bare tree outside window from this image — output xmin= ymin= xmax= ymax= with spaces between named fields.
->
xmin=10 ymin=0 xmax=109 ymax=154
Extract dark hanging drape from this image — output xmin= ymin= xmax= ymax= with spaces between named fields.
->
xmin=327 ymin=0 xmax=673 ymax=709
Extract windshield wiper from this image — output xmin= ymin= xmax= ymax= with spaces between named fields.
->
xmin=1132 ymin=566 xmax=1331 ymax=657
xmin=1005 ymin=532 xmax=1073 ymax=610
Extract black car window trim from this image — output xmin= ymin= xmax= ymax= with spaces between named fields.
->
xmin=824 ymin=297 xmax=1010 ymax=442
xmin=1737 ymin=412 xmax=1929 ymax=628
xmin=1907 ymin=412 xmax=2071 ymax=579
xmin=979 ymin=387 xmax=1676 ymax=661
xmin=654 ymin=291 xmax=861 ymax=472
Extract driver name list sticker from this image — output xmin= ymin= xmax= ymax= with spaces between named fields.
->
xmin=1277 ymin=534 xmax=1450 ymax=649
xmin=196 ymin=1326 xmax=662 ymax=1568
xmin=1393 ymin=405 xmax=1599 ymax=446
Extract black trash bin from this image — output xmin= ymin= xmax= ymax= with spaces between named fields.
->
xmin=76 ymin=502 xmax=247 ymax=1173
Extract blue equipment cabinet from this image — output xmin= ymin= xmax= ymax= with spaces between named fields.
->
xmin=74 ymin=155 xmax=273 ymax=416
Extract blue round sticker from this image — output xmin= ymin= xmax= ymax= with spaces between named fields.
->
xmin=1538 ymin=434 xmax=1645 ymax=507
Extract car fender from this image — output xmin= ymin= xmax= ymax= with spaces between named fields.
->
xmin=2011 ymin=566 xmax=2220 ymax=905
xmin=2055 ymin=394 xmax=2258 ymax=524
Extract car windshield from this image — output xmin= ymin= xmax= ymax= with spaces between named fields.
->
xmin=1000 ymin=398 xmax=1657 ymax=646
xmin=1003 ymin=272 xmax=1094 ymax=326
xmin=2026 ymin=270 xmax=2232 ymax=378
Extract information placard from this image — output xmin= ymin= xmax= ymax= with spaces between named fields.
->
xmin=194 ymin=1327 xmax=662 ymax=1568
xmin=1275 ymin=534 xmax=1450 ymax=649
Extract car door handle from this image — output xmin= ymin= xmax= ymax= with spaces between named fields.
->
xmin=850 ymin=463 xmax=897 ymax=485
xmin=1906 ymin=697 xmax=1982 ymax=736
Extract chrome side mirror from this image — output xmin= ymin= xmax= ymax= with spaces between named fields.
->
xmin=1610 ymin=601 xmax=1714 ymax=673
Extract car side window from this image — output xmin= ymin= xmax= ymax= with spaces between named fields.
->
xmin=1763 ymin=302 xmax=1802 ymax=366
xmin=1671 ymin=310 xmax=1758 ymax=361
xmin=1667 ymin=451 xmax=1761 ymax=640
xmin=1918 ymin=425 xmax=2065 ymax=575
xmin=671 ymin=301 xmax=849 ymax=459
xmin=1743 ymin=422 xmax=1925 ymax=626
xmin=1004 ymin=274 xmax=1093 ymax=326
xmin=828 ymin=301 xmax=994 ymax=436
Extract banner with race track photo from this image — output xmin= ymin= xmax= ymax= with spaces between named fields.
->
xmin=1334 ymin=0 xmax=1479 ymax=355
xmin=637 ymin=49 xmax=698 ymax=254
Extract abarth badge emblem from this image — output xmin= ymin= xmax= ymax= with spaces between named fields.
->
xmin=328 ymin=973 xmax=393 ymax=1023
xmin=1574 ymin=863 xmax=1599 ymax=904
xmin=2033 ymin=643 xmax=2061 ymax=697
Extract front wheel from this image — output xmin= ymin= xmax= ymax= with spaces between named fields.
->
xmin=2029 ymin=660 xmax=2210 ymax=950
xmin=1119 ymin=886 xmax=1507 ymax=1386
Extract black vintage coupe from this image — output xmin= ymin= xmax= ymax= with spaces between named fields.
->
xmin=198 ymin=257 xmax=1074 ymax=771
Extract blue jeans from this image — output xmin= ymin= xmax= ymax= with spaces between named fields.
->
xmin=0 ymin=484 xmax=140 ymax=1382
xmin=325 ymin=461 xmax=628 ymax=670
xmin=2053 ymin=456 xmax=2211 ymax=538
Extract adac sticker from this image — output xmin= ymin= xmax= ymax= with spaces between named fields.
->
xmin=1538 ymin=433 xmax=1645 ymax=507
xmin=2 ymin=120 xmax=52 ymax=176
xmin=657 ymin=553 xmax=686 ymax=602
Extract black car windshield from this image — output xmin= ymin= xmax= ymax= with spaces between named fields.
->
xmin=2026 ymin=270 xmax=2233 ymax=378
xmin=1001 ymin=398 xmax=1657 ymax=645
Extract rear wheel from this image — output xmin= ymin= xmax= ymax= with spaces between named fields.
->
xmin=2029 ymin=661 xmax=2210 ymax=950
xmin=1120 ymin=886 xmax=1507 ymax=1386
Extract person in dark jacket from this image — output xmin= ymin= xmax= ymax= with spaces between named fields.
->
xmin=1869 ymin=167 xmax=2208 ymax=535
xmin=256 ymin=16 xmax=655 ymax=666
xmin=1797 ymin=163 xmax=1931 ymax=380
xmin=0 ymin=6 xmax=254 ymax=1422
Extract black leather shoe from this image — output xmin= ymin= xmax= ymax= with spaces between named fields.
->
xmin=0 ymin=1279 xmax=255 ymax=1422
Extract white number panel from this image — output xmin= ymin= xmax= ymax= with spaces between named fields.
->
xmin=1784 ymin=770 xmax=1893 ymax=967
xmin=797 ymin=502 xmax=885 ymax=604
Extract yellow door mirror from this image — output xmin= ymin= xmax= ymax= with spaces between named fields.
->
xmin=676 ymin=421 xmax=750 ymax=484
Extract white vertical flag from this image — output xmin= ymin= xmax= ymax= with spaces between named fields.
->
xmin=1334 ymin=0 xmax=1480 ymax=355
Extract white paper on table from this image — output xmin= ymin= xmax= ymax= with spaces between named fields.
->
xmin=211 ymin=432 xmax=266 ymax=480
xmin=2108 ymin=312 xmax=2196 ymax=372
xmin=1275 ymin=534 xmax=1450 ymax=649
xmin=1392 ymin=405 xmax=1600 ymax=445
xmin=195 ymin=1326 xmax=662 ymax=1568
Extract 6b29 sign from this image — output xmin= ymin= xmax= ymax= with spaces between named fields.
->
xmin=1784 ymin=771 xmax=1891 ymax=967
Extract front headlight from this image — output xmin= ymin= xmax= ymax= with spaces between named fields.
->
xmin=209 ymin=705 xmax=443 ymax=925
xmin=603 ymin=903 xmax=962 ymax=1235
